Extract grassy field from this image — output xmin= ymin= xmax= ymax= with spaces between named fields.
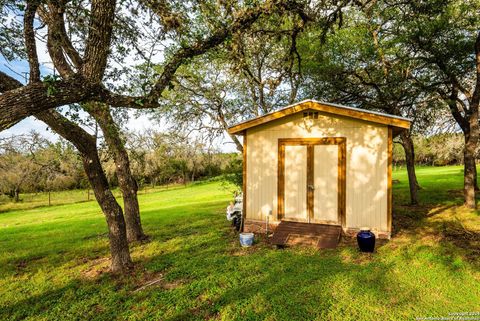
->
xmin=0 ymin=184 xmax=183 ymax=213
xmin=0 ymin=167 xmax=479 ymax=320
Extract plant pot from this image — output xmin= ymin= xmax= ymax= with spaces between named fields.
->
xmin=239 ymin=233 xmax=254 ymax=247
xmin=357 ymin=228 xmax=375 ymax=253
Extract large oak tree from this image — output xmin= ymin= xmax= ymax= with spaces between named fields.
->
xmin=0 ymin=0 xmax=311 ymax=272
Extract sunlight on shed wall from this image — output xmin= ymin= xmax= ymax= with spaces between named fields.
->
xmin=246 ymin=110 xmax=388 ymax=232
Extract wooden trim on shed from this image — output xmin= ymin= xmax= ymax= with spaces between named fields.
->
xmin=228 ymin=100 xmax=411 ymax=134
xmin=338 ymin=139 xmax=347 ymax=227
xmin=278 ymin=137 xmax=346 ymax=146
xmin=307 ymin=145 xmax=314 ymax=222
xmin=242 ymin=131 xmax=247 ymax=232
xmin=387 ymin=127 xmax=393 ymax=233
xmin=277 ymin=141 xmax=285 ymax=220
xmin=277 ymin=137 xmax=346 ymax=227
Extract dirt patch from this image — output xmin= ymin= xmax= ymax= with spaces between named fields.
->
xmin=392 ymin=200 xmax=480 ymax=266
xmin=14 ymin=255 xmax=45 ymax=274
xmin=440 ymin=220 xmax=480 ymax=262
xmin=81 ymin=257 xmax=110 ymax=280
xmin=446 ymin=189 xmax=469 ymax=198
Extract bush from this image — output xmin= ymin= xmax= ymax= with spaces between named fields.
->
xmin=222 ymin=154 xmax=242 ymax=188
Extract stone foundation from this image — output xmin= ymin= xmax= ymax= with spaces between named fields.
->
xmin=244 ymin=219 xmax=391 ymax=240
xmin=243 ymin=219 xmax=279 ymax=234
xmin=343 ymin=228 xmax=391 ymax=240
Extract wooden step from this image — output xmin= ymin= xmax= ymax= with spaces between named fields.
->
xmin=271 ymin=221 xmax=342 ymax=249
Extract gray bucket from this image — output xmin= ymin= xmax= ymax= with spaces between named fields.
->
xmin=239 ymin=233 xmax=254 ymax=247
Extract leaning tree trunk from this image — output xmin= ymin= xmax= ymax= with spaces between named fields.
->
xmin=87 ymin=104 xmax=148 ymax=242
xmin=81 ymin=147 xmax=134 ymax=273
xmin=464 ymin=131 xmax=478 ymax=209
xmin=216 ymin=107 xmax=244 ymax=153
xmin=230 ymin=133 xmax=244 ymax=153
xmin=399 ymin=131 xmax=420 ymax=205
xmin=36 ymin=110 xmax=133 ymax=273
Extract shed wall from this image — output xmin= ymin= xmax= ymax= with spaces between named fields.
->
xmin=245 ymin=110 xmax=388 ymax=233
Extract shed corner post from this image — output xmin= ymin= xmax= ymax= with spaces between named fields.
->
xmin=242 ymin=130 xmax=247 ymax=232
xmin=387 ymin=126 xmax=393 ymax=236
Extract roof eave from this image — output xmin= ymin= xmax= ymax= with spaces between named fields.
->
xmin=228 ymin=100 xmax=411 ymax=135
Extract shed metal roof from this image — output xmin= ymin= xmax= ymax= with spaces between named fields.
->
xmin=228 ymin=99 xmax=412 ymax=135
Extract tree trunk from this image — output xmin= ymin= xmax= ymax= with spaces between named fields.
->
xmin=87 ymin=104 xmax=148 ymax=243
xmin=36 ymin=110 xmax=133 ymax=273
xmin=14 ymin=188 xmax=20 ymax=202
xmin=474 ymin=161 xmax=479 ymax=191
xmin=399 ymin=131 xmax=419 ymax=205
xmin=230 ymin=133 xmax=244 ymax=153
xmin=81 ymin=149 xmax=134 ymax=273
xmin=464 ymin=132 xmax=478 ymax=209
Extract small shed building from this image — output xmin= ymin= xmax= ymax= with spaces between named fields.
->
xmin=228 ymin=100 xmax=411 ymax=239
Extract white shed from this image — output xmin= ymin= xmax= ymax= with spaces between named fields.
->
xmin=228 ymin=100 xmax=411 ymax=239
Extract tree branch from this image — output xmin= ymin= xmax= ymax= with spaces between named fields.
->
xmin=0 ymin=77 xmax=105 ymax=131
xmin=38 ymin=5 xmax=75 ymax=78
xmin=0 ymin=0 xmax=309 ymax=130
xmin=36 ymin=109 xmax=97 ymax=154
xmin=472 ymin=30 xmax=480 ymax=110
xmin=435 ymin=59 xmax=472 ymax=102
xmin=82 ymin=0 xmax=116 ymax=82
xmin=0 ymin=71 xmax=23 ymax=92
xmin=47 ymin=2 xmax=83 ymax=69
xmin=144 ymin=0 xmax=306 ymax=105
xmin=24 ymin=1 xmax=41 ymax=82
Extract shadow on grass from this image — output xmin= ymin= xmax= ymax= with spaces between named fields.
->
xmin=391 ymin=183 xmax=480 ymax=269
xmin=2 ymin=225 xmax=414 ymax=321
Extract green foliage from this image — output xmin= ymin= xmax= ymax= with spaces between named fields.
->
xmin=299 ymin=0 xmax=480 ymax=135
xmin=0 ymin=1 xmax=25 ymax=61
xmin=42 ymin=75 xmax=61 ymax=97
xmin=222 ymin=153 xmax=242 ymax=189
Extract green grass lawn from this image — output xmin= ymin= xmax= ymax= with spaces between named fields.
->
xmin=0 ymin=167 xmax=479 ymax=320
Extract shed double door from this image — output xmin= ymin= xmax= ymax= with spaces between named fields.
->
xmin=278 ymin=138 xmax=346 ymax=225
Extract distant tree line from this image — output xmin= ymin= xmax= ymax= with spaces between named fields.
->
xmin=0 ymin=132 xmax=239 ymax=202
xmin=0 ymin=134 xmax=87 ymax=202
xmin=393 ymin=133 xmax=476 ymax=167
xmin=116 ymin=131 xmax=237 ymax=187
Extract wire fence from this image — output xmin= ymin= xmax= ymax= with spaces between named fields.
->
xmin=0 ymin=184 xmax=184 ymax=213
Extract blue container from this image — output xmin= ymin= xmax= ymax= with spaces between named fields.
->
xmin=239 ymin=233 xmax=254 ymax=247
xmin=357 ymin=228 xmax=375 ymax=253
